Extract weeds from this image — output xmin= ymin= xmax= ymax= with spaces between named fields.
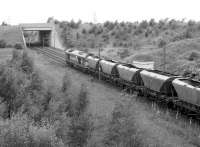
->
xmin=103 ymin=102 xmax=145 ymax=147
xmin=0 ymin=114 xmax=64 ymax=147
xmin=74 ymin=84 xmax=89 ymax=116
xmin=61 ymin=72 xmax=71 ymax=93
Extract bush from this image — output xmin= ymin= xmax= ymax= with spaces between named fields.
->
xmin=20 ymin=51 xmax=34 ymax=74
xmin=6 ymin=44 xmax=13 ymax=48
xmin=0 ymin=114 xmax=64 ymax=147
xmin=0 ymin=40 xmax=6 ymax=48
xmin=11 ymin=49 xmax=21 ymax=63
xmin=74 ymin=84 xmax=89 ymax=116
xmin=56 ymin=83 xmax=93 ymax=147
xmin=61 ymin=72 xmax=71 ymax=93
xmin=118 ymin=49 xmax=130 ymax=59
xmin=188 ymin=52 xmax=200 ymax=61
xmin=0 ymin=51 xmax=45 ymax=119
xmin=0 ymin=66 xmax=26 ymax=118
xmin=158 ymin=38 xmax=167 ymax=48
xmin=82 ymin=28 xmax=87 ymax=34
xmin=14 ymin=43 xmax=23 ymax=50
xmin=67 ymin=114 xmax=93 ymax=147
xmin=103 ymin=103 xmax=144 ymax=147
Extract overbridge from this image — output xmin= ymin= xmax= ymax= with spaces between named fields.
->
xmin=20 ymin=23 xmax=55 ymax=48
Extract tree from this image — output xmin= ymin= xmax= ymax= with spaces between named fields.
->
xmin=0 ymin=66 xmax=25 ymax=118
xmin=82 ymin=28 xmax=87 ymax=34
xmin=20 ymin=51 xmax=34 ymax=74
xmin=67 ymin=115 xmax=93 ymax=147
xmin=158 ymin=38 xmax=167 ymax=48
xmin=1 ymin=21 xmax=8 ymax=26
xmin=47 ymin=17 xmax=54 ymax=23
xmin=0 ymin=40 xmax=6 ymax=48
xmin=139 ymin=20 xmax=148 ymax=29
xmin=61 ymin=26 xmax=74 ymax=48
xmin=149 ymin=19 xmax=156 ymax=27
xmin=74 ymin=84 xmax=88 ymax=116
xmin=61 ymin=72 xmax=71 ymax=93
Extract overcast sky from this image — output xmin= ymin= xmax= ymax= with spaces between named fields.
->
xmin=1 ymin=0 xmax=200 ymax=24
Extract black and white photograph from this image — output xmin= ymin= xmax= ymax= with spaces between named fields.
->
xmin=0 ymin=0 xmax=200 ymax=146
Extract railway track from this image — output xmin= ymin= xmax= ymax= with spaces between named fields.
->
xmin=34 ymin=47 xmax=66 ymax=66
xmin=33 ymin=47 xmax=200 ymax=122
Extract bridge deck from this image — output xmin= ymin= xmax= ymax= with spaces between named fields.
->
xmin=20 ymin=23 xmax=53 ymax=31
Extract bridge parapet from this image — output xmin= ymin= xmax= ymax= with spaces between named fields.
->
xmin=20 ymin=23 xmax=53 ymax=31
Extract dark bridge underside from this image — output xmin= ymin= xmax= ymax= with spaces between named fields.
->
xmin=24 ymin=30 xmax=52 ymax=47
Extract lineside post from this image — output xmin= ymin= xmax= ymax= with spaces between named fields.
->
xmin=54 ymin=29 xmax=55 ymax=48
xmin=98 ymin=47 xmax=101 ymax=81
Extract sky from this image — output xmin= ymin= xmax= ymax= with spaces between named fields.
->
xmin=1 ymin=0 xmax=200 ymax=24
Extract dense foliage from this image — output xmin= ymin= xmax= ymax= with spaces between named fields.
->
xmin=0 ymin=50 xmax=93 ymax=146
xmin=56 ymin=19 xmax=200 ymax=49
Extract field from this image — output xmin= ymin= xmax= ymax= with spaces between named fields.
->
xmin=0 ymin=48 xmax=13 ymax=64
xmin=0 ymin=26 xmax=24 ymax=46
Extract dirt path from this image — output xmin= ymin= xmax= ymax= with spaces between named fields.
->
xmin=28 ymin=49 xmax=200 ymax=147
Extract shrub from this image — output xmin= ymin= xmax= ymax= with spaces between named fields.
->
xmin=158 ymin=38 xmax=167 ymax=48
xmin=0 ymin=63 xmax=32 ymax=118
xmin=14 ymin=43 xmax=23 ymax=50
xmin=6 ymin=44 xmax=13 ymax=48
xmin=0 ymin=40 xmax=6 ymax=48
xmin=74 ymin=84 xmax=89 ymax=116
xmin=11 ymin=49 xmax=21 ymax=63
xmin=172 ymin=28 xmax=193 ymax=42
xmin=82 ymin=28 xmax=87 ymax=34
xmin=188 ymin=52 xmax=200 ymax=61
xmin=21 ymin=51 xmax=34 ymax=74
xmin=0 ymin=50 xmax=47 ymax=119
xmin=118 ymin=49 xmax=130 ymax=59
xmin=139 ymin=20 xmax=148 ymax=29
xmin=103 ymin=102 xmax=144 ymax=147
xmin=67 ymin=114 xmax=93 ymax=147
xmin=0 ymin=114 xmax=64 ymax=147
xmin=56 ymin=83 xmax=93 ymax=147
xmin=61 ymin=72 xmax=71 ymax=93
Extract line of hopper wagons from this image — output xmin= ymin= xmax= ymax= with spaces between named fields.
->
xmin=64 ymin=48 xmax=200 ymax=115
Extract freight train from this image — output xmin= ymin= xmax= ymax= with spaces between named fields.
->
xmin=65 ymin=48 xmax=200 ymax=114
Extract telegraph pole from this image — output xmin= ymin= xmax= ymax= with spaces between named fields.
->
xmin=93 ymin=12 xmax=101 ymax=80
xmin=98 ymin=45 xmax=101 ymax=80
xmin=54 ymin=27 xmax=56 ymax=48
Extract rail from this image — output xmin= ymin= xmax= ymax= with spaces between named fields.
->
xmin=34 ymin=47 xmax=66 ymax=66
